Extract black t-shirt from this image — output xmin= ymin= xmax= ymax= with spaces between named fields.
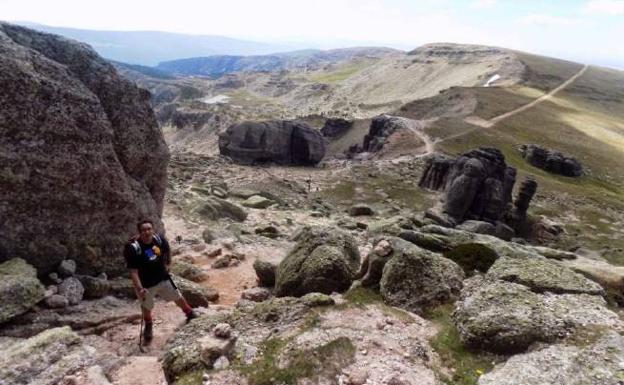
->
xmin=124 ymin=234 xmax=171 ymax=288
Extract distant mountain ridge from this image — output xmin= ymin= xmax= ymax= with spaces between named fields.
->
xmin=14 ymin=22 xmax=306 ymax=65
xmin=156 ymin=47 xmax=401 ymax=77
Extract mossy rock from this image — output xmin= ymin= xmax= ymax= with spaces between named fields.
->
xmin=253 ymin=260 xmax=277 ymax=287
xmin=172 ymin=275 xmax=219 ymax=306
xmin=0 ymin=258 xmax=45 ymax=324
xmin=274 ymin=226 xmax=360 ymax=297
xmin=191 ymin=197 xmax=248 ymax=222
xmin=171 ymin=261 xmax=208 ymax=282
xmin=443 ymin=243 xmax=499 ymax=275
xmin=379 ymin=238 xmax=464 ymax=315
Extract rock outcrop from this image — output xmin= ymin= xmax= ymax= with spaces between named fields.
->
xmin=348 ymin=115 xmax=410 ymax=155
xmin=520 ymin=144 xmax=583 ymax=177
xmin=478 ymin=331 xmax=624 ymax=385
xmin=218 ymin=120 xmax=325 ymax=165
xmin=0 ymin=23 xmax=169 ymax=275
xmin=420 ymin=148 xmax=537 ymax=238
xmin=453 ymin=274 xmax=620 ymax=354
xmin=274 ymin=226 xmax=360 ymax=297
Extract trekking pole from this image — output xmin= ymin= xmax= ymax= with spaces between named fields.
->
xmin=138 ymin=316 xmax=146 ymax=353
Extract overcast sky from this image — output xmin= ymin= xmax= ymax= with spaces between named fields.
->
xmin=2 ymin=0 xmax=624 ymax=68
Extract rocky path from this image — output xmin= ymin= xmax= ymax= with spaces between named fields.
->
xmin=463 ymin=64 xmax=588 ymax=129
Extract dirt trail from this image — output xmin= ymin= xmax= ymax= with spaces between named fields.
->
xmin=406 ymin=118 xmax=436 ymax=158
xmin=462 ymin=64 xmax=589 ymax=129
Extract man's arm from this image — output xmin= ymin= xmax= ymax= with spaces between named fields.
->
xmin=124 ymin=243 xmax=146 ymax=299
xmin=129 ymin=269 xmax=146 ymax=300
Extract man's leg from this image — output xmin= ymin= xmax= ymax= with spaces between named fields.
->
xmin=161 ymin=279 xmax=198 ymax=322
xmin=141 ymin=289 xmax=156 ymax=342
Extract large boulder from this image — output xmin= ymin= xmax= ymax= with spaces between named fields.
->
xmin=190 ymin=197 xmax=248 ymax=222
xmin=0 ymin=23 xmax=169 ymax=275
xmin=479 ymin=331 xmax=624 ymax=385
xmin=520 ymin=144 xmax=583 ymax=177
xmin=453 ymin=276 xmax=621 ymax=353
xmin=218 ymin=120 xmax=325 ymax=165
xmin=378 ymin=237 xmax=464 ymax=314
xmin=274 ymin=226 xmax=360 ymax=297
xmin=172 ymin=275 xmax=219 ymax=307
xmin=0 ymin=258 xmax=45 ymax=324
xmin=0 ymin=326 xmax=100 ymax=385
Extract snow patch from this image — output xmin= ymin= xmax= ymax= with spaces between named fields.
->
xmin=484 ymin=74 xmax=501 ymax=87
xmin=201 ymin=94 xmax=231 ymax=104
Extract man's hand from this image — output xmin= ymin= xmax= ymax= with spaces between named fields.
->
xmin=135 ymin=287 xmax=147 ymax=300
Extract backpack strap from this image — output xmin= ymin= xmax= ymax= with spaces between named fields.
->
xmin=131 ymin=240 xmax=141 ymax=256
xmin=153 ymin=234 xmax=162 ymax=247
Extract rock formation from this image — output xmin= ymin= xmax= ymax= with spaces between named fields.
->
xmin=320 ymin=118 xmax=352 ymax=138
xmin=218 ymin=120 xmax=325 ymax=165
xmin=520 ymin=144 xmax=582 ymax=177
xmin=420 ymin=148 xmax=537 ymax=238
xmin=0 ymin=23 xmax=169 ymax=275
xmin=348 ymin=114 xmax=409 ymax=155
xmin=274 ymin=226 xmax=360 ymax=297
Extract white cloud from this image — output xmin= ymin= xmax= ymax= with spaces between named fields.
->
xmin=517 ymin=14 xmax=585 ymax=26
xmin=585 ymin=0 xmax=624 ymax=15
xmin=471 ymin=0 xmax=497 ymax=8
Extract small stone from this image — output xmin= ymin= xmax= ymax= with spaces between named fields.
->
xmin=213 ymin=356 xmax=230 ymax=370
xmin=44 ymin=294 xmax=69 ymax=308
xmin=347 ymin=368 xmax=369 ymax=385
xmin=349 ymin=204 xmax=375 ymax=217
xmin=241 ymin=287 xmax=271 ymax=302
xmin=58 ymin=260 xmax=77 ymax=277
xmin=205 ymin=248 xmax=223 ymax=258
xmin=212 ymin=255 xmax=231 ymax=269
xmin=199 ymin=334 xmax=236 ymax=368
xmin=376 ymin=320 xmax=386 ymax=330
xmin=58 ymin=277 xmax=84 ymax=305
xmin=48 ymin=272 xmax=62 ymax=284
xmin=374 ymin=240 xmax=392 ymax=257
xmin=214 ymin=323 xmax=232 ymax=339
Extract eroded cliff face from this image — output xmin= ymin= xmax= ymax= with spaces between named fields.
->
xmin=0 ymin=23 xmax=169 ymax=275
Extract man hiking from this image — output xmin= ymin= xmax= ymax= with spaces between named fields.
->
xmin=124 ymin=219 xmax=198 ymax=343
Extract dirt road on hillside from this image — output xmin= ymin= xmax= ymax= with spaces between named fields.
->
xmin=462 ymin=64 xmax=589 ymax=129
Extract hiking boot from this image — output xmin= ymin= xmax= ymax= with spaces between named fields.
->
xmin=143 ymin=321 xmax=153 ymax=342
xmin=186 ymin=310 xmax=199 ymax=323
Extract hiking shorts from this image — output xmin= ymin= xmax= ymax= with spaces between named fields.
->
xmin=140 ymin=279 xmax=182 ymax=310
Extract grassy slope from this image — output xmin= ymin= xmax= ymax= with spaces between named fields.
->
xmin=431 ymin=53 xmax=624 ymax=264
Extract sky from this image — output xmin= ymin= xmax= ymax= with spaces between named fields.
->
xmin=2 ymin=0 xmax=624 ymax=69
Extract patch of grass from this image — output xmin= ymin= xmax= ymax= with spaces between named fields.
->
xmin=173 ymin=369 xmax=204 ymax=385
xmin=240 ymin=336 xmax=356 ymax=385
xmin=426 ymin=305 xmax=499 ymax=385
xmin=444 ymin=243 xmax=499 ymax=275
xmin=344 ymin=286 xmax=383 ymax=306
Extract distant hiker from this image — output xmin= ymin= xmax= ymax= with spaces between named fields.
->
xmin=124 ymin=219 xmax=198 ymax=343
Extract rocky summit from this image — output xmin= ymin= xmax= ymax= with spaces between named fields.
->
xmin=0 ymin=23 xmax=169 ymax=275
